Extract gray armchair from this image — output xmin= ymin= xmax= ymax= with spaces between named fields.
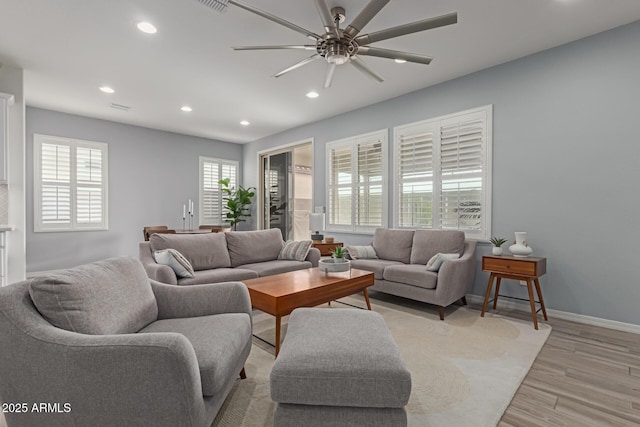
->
xmin=0 ymin=257 xmax=252 ymax=427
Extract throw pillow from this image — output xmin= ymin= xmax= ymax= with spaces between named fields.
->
xmin=346 ymin=245 xmax=378 ymax=259
xmin=278 ymin=240 xmax=313 ymax=262
xmin=154 ymin=249 xmax=195 ymax=278
xmin=426 ymin=253 xmax=460 ymax=272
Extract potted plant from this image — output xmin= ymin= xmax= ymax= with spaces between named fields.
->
xmin=330 ymin=246 xmax=346 ymax=262
xmin=489 ymin=236 xmax=507 ymax=256
xmin=219 ymin=178 xmax=256 ymax=231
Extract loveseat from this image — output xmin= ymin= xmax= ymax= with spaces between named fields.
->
xmin=140 ymin=228 xmax=321 ymax=285
xmin=348 ymin=228 xmax=477 ymax=319
xmin=0 ymin=257 xmax=252 ymax=427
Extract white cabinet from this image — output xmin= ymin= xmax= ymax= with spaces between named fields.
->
xmin=0 ymin=92 xmax=15 ymax=184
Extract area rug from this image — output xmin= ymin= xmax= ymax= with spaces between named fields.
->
xmin=213 ymin=293 xmax=551 ymax=427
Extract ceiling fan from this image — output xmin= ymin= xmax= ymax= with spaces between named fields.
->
xmin=198 ymin=0 xmax=457 ymax=88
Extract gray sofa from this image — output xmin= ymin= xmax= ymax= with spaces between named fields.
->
xmin=140 ymin=228 xmax=321 ymax=285
xmin=349 ymin=228 xmax=477 ymax=319
xmin=0 ymin=257 xmax=252 ymax=427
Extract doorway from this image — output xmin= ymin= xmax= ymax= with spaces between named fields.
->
xmin=259 ymin=142 xmax=313 ymax=241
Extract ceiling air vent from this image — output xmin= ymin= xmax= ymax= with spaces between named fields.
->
xmin=109 ymin=103 xmax=130 ymax=111
xmin=196 ymin=0 xmax=229 ymax=13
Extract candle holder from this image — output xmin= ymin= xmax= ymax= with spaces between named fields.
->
xmin=182 ymin=218 xmax=186 ymax=230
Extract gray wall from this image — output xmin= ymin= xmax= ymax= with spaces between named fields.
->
xmin=242 ymin=21 xmax=640 ymax=325
xmin=26 ymin=107 xmax=243 ymax=272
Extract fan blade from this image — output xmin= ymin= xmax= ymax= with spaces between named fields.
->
xmin=344 ymin=0 xmax=391 ymax=39
xmin=273 ymin=54 xmax=321 ymax=78
xmin=356 ymin=12 xmax=457 ymax=45
xmin=314 ymin=0 xmax=340 ymax=39
xmin=233 ymin=45 xmax=317 ymax=51
xmin=228 ymin=0 xmax=321 ymax=40
xmin=357 ymin=46 xmax=432 ymax=65
xmin=324 ymin=63 xmax=337 ymax=88
xmin=350 ymin=57 xmax=384 ymax=82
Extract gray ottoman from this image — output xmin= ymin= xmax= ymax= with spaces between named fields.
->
xmin=270 ymin=308 xmax=412 ymax=427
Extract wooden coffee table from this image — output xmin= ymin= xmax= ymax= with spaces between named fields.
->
xmin=243 ymin=268 xmax=374 ymax=356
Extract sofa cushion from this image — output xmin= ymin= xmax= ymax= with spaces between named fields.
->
xmin=346 ymin=245 xmax=378 ymax=259
xmin=140 ymin=312 xmax=251 ymax=397
xmin=349 ymin=259 xmax=405 ymax=280
xmin=238 ymin=260 xmax=312 ymax=277
xmin=153 ymin=249 xmax=194 ymax=278
xmin=278 ymin=240 xmax=313 ymax=262
xmin=410 ymin=230 xmax=465 ymax=265
xmin=372 ymin=229 xmax=415 ymax=264
xmin=226 ymin=229 xmax=285 ymax=267
xmin=176 ymin=268 xmax=258 ymax=286
xmin=28 ymin=257 xmax=158 ymax=335
xmin=150 ymin=233 xmax=231 ymax=271
xmin=426 ymin=253 xmax=460 ymax=272
xmin=383 ymin=264 xmax=438 ymax=289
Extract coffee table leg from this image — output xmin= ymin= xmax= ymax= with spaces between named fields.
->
xmin=363 ymin=288 xmax=372 ymax=310
xmin=275 ymin=315 xmax=281 ymax=357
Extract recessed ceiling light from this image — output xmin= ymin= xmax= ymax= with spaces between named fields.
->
xmin=240 ymin=120 xmax=250 ymax=126
xmin=306 ymin=91 xmax=319 ymax=98
xmin=99 ymin=86 xmax=115 ymax=94
xmin=137 ymin=22 xmax=157 ymax=34
xmin=180 ymin=106 xmax=193 ymax=112
xmin=394 ymin=59 xmax=407 ymax=64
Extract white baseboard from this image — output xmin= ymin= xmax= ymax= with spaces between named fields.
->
xmin=466 ymin=294 xmax=640 ymax=335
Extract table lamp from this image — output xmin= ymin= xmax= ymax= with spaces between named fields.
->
xmin=309 ymin=213 xmax=325 ymax=242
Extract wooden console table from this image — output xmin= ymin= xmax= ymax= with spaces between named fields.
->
xmin=481 ymin=255 xmax=548 ymax=329
xmin=312 ymin=241 xmax=343 ymax=256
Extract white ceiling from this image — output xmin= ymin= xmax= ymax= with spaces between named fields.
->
xmin=1 ymin=1 xmax=639 ymax=144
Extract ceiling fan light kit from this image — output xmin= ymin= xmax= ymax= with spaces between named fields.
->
xmin=196 ymin=0 xmax=457 ymax=88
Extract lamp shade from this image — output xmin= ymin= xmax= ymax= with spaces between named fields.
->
xmin=309 ymin=213 xmax=325 ymax=232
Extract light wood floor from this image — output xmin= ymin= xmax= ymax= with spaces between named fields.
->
xmin=479 ymin=303 xmax=640 ymax=427
xmin=1 ymin=303 xmax=638 ymax=427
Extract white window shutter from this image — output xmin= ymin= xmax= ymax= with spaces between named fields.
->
xmin=76 ymin=146 xmax=104 ymax=225
xmin=200 ymin=157 xmax=238 ymax=225
xmin=393 ymin=106 xmax=492 ymax=239
xmin=396 ymin=126 xmax=435 ymax=228
xmin=439 ymin=112 xmax=485 ymax=232
xmin=35 ymin=135 xmax=108 ymax=232
xmin=326 ymin=130 xmax=387 ymax=232
xmin=327 ymin=146 xmax=353 ymax=227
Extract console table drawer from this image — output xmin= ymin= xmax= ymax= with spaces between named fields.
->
xmin=482 ymin=256 xmax=546 ymax=277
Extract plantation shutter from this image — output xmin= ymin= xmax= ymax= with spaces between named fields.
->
xmin=35 ymin=134 xmax=108 ymax=232
xmin=439 ymin=111 xmax=486 ymax=232
xmin=396 ymin=124 xmax=435 ymax=228
xmin=327 ymin=145 xmax=352 ymax=228
xmin=393 ymin=105 xmax=492 ymax=238
xmin=201 ymin=160 xmax=220 ymax=223
xmin=200 ymin=157 xmax=238 ymax=225
xmin=40 ymin=142 xmax=71 ymax=227
xmin=356 ymin=137 xmax=383 ymax=229
xmin=76 ymin=146 xmax=103 ymax=225
xmin=327 ymin=130 xmax=387 ymax=232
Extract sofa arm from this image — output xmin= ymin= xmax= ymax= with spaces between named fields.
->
xmin=151 ymin=280 xmax=252 ymax=320
xmin=306 ymin=247 xmax=321 ymax=267
xmin=0 ymin=323 xmax=206 ymax=427
xmin=139 ymin=242 xmax=178 ymax=285
xmin=436 ymin=240 xmax=478 ymax=305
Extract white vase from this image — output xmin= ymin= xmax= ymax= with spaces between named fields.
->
xmin=491 ymin=246 xmax=503 ymax=256
xmin=509 ymin=231 xmax=533 ymax=257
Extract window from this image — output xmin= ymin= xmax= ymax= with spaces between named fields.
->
xmin=326 ymin=130 xmax=388 ymax=233
xmin=199 ymin=156 xmax=238 ymax=225
xmin=34 ymin=134 xmax=108 ymax=232
xmin=394 ymin=105 xmax=492 ymax=239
